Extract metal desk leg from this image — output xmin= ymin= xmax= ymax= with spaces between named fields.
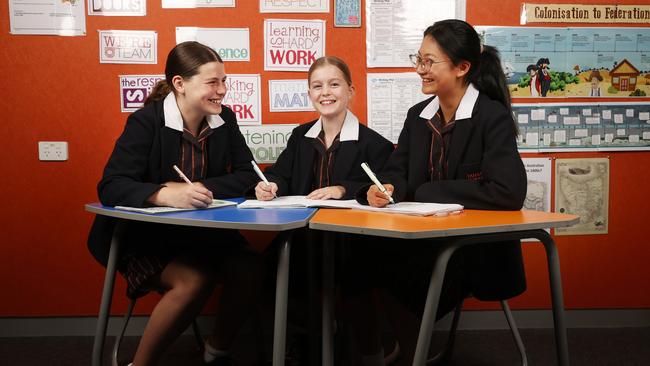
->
xmin=537 ymin=231 xmax=570 ymax=366
xmin=412 ymin=245 xmax=458 ymax=366
xmin=273 ymin=232 xmax=292 ymax=366
xmin=92 ymin=228 xmax=123 ymax=366
xmin=322 ymin=232 xmax=335 ymax=366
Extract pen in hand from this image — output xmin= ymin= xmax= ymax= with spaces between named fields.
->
xmin=360 ymin=162 xmax=395 ymax=205
xmin=251 ymin=160 xmax=277 ymax=198
xmin=173 ymin=165 xmax=194 ymax=185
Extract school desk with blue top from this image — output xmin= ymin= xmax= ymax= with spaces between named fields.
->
xmin=85 ymin=199 xmax=316 ymax=366
xmin=309 ymin=208 xmax=579 ymax=366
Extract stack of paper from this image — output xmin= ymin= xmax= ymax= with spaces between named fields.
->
xmin=238 ymin=196 xmax=356 ymax=209
xmin=238 ymin=196 xmax=463 ymax=216
xmin=115 ymin=199 xmax=236 ymax=214
xmin=356 ymin=201 xmax=463 ymax=217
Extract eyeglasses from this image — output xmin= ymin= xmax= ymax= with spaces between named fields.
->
xmin=408 ymin=54 xmax=448 ymax=71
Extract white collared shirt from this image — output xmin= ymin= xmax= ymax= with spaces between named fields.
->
xmin=419 ymin=83 xmax=480 ymax=121
xmin=163 ymin=92 xmax=225 ymax=132
xmin=304 ymin=109 xmax=360 ymax=141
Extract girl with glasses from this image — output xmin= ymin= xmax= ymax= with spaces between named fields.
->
xmin=345 ymin=19 xmax=527 ymax=365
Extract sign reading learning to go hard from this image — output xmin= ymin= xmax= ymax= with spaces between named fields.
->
xmin=176 ymin=27 xmax=250 ymax=62
xmin=264 ymin=19 xmax=325 ymax=72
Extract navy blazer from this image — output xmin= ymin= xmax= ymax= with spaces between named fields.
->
xmin=263 ymin=119 xmax=394 ymax=200
xmin=88 ymin=99 xmax=257 ymax=266
xmin=360 ymin=91 xmax=528 ymax=301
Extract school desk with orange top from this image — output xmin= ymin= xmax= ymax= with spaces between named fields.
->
xmin=309 ymin=209 xmax=579 ymax=366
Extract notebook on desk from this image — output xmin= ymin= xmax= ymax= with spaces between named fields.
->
xmin=238 ymin=196 xmax=355 ymax=209
xmin=114 ymin=199 xmax=236 ymax=214
xmin=356 ymin=202 xmax=464 ymax=217
xmin=238 ymin=196 xmax=463 ymax=216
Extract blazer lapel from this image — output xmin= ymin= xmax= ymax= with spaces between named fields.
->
xmin=298 ymin=136 xmax=316 ymax=193
xmin=447 ymin=118 xmax=474 ymax=179
xmin=160 ymin=127 xmax=181 ymax=183
xmin=332 ymin=141 xmax=358 ymax=182
xmin=413 ymin=118 xmax=432 ymax=185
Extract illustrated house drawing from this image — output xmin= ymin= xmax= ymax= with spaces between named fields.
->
xmin=610 ymin=59 xmax=640 ymax=91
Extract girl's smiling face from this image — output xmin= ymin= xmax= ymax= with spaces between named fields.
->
xmin=416 ymin=35 xmax=465 ymax=96
xmin=178 ymin=61 xmax=227 ymax=116
xmin=308 ymin=64 xmax=354 ymax=121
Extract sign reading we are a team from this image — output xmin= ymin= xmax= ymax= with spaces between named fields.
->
xmin=264 ymin=19 xmax=325 ymax=71
xmin=99 ymin=30 xmax=157 ymax=64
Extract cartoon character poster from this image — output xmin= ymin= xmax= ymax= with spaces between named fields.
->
xmin=476 ymin=27 xmax=650 ymax=98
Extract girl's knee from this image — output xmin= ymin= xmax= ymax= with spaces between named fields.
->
xmin=164 ymin=264 xmax=215 ymax=298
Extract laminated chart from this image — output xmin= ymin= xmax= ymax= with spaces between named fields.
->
xmin=514 ymin=103 xmax=650 ymax=151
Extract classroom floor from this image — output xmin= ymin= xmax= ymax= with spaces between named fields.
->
xmin=0 ymin=327 xmax=648 ymax=366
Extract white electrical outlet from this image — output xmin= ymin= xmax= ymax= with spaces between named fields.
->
xmin=38 ymin=141 xmax=68 ymax=161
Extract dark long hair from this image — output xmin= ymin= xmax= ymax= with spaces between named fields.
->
xmin=423 ymin=19 xmax=517 ymax=134
xmin=145 ymin=41 xmax=223 ymax=105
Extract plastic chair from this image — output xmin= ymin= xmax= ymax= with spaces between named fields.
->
xmin=111 ymin=296 xmax=204 ymax=366
xmin=427 ymin=299 xmax=527 ymax=366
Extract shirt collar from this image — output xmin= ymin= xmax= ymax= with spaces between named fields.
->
xmin=304 ymin=110 xmax=360 ymax=141
xmin=163 ymin=92 xmax=225 ymax=132
xmin=419 ymin=83 xmax=479 ymax=121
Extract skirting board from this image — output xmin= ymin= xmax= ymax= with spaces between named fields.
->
xmin=0 ymin=309 xmax=648 ymax=337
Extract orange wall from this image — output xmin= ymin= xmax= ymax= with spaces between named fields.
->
xmin=0 ymin=0 xmax=647 ymax=317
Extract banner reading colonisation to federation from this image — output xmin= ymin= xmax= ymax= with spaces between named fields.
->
xmin=521 ymin=4 xmax=650 ymax=24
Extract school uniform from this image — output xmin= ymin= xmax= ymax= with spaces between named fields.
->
xmin=88 ymin=93 xmax=258 ymax=298
xmin=352 ymin=84 xmax=527 ymax=315
xmin=259 ymin=110 xmax=394 ymax=297
xmin=263 ymin=110 xmax=394 ymax=199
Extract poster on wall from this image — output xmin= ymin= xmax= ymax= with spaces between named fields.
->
xmin=264 ymin=19 xmax=325 ymax=72
xmin=269 ymin=79 xmax=315 ymax=112
xmin=222 ymin=74 xmax=262 ymax=125
xmin=366 ymin=73 xmax=429 ymax=143
xmin=120 ymin=75 xmax=165 ymax=112
xmin=9 ymin=0 xmax=86 ymax=36
xmin=88 ymin=0 xmax=146 ymax=16
xmin=514 ymin=103 xmax=650 ymax=152
xmin=260 ymin=0 xmax=328 ymax=13
xmin=335 ymin=0 xmax=361 ymax=27
xmin=521 ymin=4 xmax=650 ymax=24
xmin=162 ymin=0 xmax=234 ymax=8
xmin=366 ymin=0 xmax=464 ymax=67
xmin=99 ymin=30 xmax=157 ymax=64
xmin=176 ymin=27 xmax=250 ymax=62
xmin=555 ymin=158 xmax=609 ymax=235
xmin=477 ymin=26 xmax=650 ymax=98
xmin=239 ymin=124 xmax=298 ymax=163
xmin=522 ymin=158 xmax=552 ymax=212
